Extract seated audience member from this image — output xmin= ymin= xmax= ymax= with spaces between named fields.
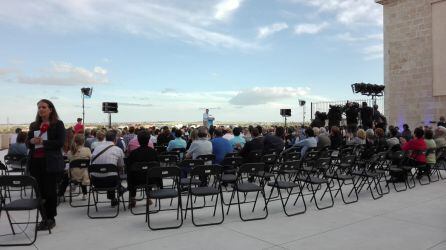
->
xmin=127 ymin=129 xmax=154 ymax=154
xmin=90 ymin=130 xmax=126 ymax=207
xmin=8 ymin=131 xmax=27 ymax=156
xmin=85 ymin=129 xmax=97 ymax=149
xmin=167 ymin=129 xmax=187 ymax=151
xmin=263 ymin=126 xmax=285 ymax=154
xmin=329 ymin=126 xmax=343 ymax=149
xmin=424 ymin=129 xmax=437 ymax=166
xmin=387 ymin=127 xmax=400 ymax=149
xmin=186 ymin=126 xmax=212 ymax=159
xmin=211 ymin=128 xmax=233 ymax=164
xmin=400 ymin=127 xmax=427 ymax=179
xmin=434 ymin=126 xmax=446 ymax=148
xmin=115 ymin=129 xmax=126 ymax=152
xmin=9 ymin=127 xmax=22 ymax=145
xmin=91 ymin=130 xmax=106 ymax=152
xmin=347 ymin=129 xmax=366 ymax=146
xmin=222 ymin=127 xmax=234 ymax=141
xmin=293 ymin=127 xmax=317 ymax=158
xmin=126 ymin=130 xmax=159 ymax=208
xmin=437 ymin=116 xmax=446 ymax=128
xmin=240 ymin=127 xmax=264 ymax=161
xmin=123 ymin=126 xmax=137 ymax=146
xmin=317 ymin=127 xmax=331 ymax=149
xmin=157 ymin=126 xmax=175 ymax=147
xmin=401 ymin=124 xmax=412 ymax=141
xmin=374 ymin=128 xmax=388 ymax=152
xmin=59 ymin=134 xmax=91 ymax=199
xmin=229 ymin=127 xmax=246 ymax=150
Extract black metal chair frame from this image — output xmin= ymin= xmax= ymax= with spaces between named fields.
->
xmin=0 ymin=175 xmax=50 ymax=247
xmin=323 ymin=155 xmax=359 ymax=204
xmin=127 ymin=161 xmax=160 ymax=215
xmin=68 ymin=159 xmax=90 ymax=208
xmin=266 ymin=160 xmax=306 ymax=216
xmin=146 ymin=166 xmax=183 ymax=230
xmin=87 ymin=164 xmax=126 ymax=219
xmin=185 ymin=164 xmax=224 ymax=226
xmin=226 ymin=163 xmax=269 ymax=221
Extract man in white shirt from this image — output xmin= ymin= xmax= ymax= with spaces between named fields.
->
xmin=203 ymin=109 xmax=215 ymax=128
xmin=91 ymin=130 xmax=125 ymax=206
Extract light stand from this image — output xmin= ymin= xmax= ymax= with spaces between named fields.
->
xmin=299 ymin=99 xmax=306 ymax=125
xmin=351 ymin=82 xmax=384 ymax=127
xmin=81 ymin=88 xmax=93 ymax=126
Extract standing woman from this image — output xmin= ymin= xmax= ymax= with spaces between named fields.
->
xmin=27 ymin=99 xmax=66 ymax=230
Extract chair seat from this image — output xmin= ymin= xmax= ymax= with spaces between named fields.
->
xmin=251 ymin=171 xmax=274 ymax=178
xmin=325 ymin=173 xmax=353 ymax=180
xmin=224 ymin=169 xmax=237 ymax=174
xmin=148 ymin=189 xmax=178 ymax=199
xmin=297 ymin=176 xmax=329 ymax=184
xmin=280 ymin=170 xmax=298 ymax=175
xmin=302 ymin=166 xmax=317 ymax=172
xmin=388 ymin=167 xmax=403 ymax=172
xmin=236 ymin=183 xmax=263 ymax=192
xmin=221 ymin=174 xmax=237 ymax=182
xmin=190 ymin=186 xmax=219 ymax=196
xmin=180 ymin=177 xmax=202 ymax=186
xmin=3 ymin=199 xmax=40 ymax=211
xmin=267 ymin=180 xmax=298 ymax=189
xmin=351 ymin=170 xmax=379 ymax=177
xmin=401 ymin=166 xmax=414 ymax=171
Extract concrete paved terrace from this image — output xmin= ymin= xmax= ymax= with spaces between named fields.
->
xmin=1 ymin=150 xmax=446 ymax=250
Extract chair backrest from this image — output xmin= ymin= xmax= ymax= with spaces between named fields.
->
xmin=284 ymin=152 xmax=301 ymax=162
xmin=221 ymin=156 xmax=243 ymax=167
xmin=4 ymin=154 xmax=27 ymax=168
xmin=278 ymin=160 xmax=300 ymax=172
xmin=225 ymin=152 xmax=239 ymax=158
xmin=238 ymin=163 xmax=265 ymax=175
xmin=159 ymin=154 xmax=179 ymax=163
xmin=316 ymin=157 xmax=331 ymax=171
xmin=391 ymin=151 xmax=406 ymax=161
xmin=190 ymin=164 xmax=222 ymax=180
xmin=0 ymin=175 xmax=39 ymax=199
xmin=128 ymin=161 xmax=160 ymax=173
xmin=303 ymin=148 xmax=319 ymax=161
xmin=88 ymin=164 xmax=119 ymax=186
xmin=69 ymin=159 xmax=90 ymax=169
xmin=262 ymin=154 xmax=277 ymax=164
xmin=147 ymin=166 xmax=181 ymax=179
xmin=340 ymin=155 xmax=356 ymax=166
xmin=197 ymin=154 xmax=215 ymax=162
xmin=247 ymin=150 xmax=263 ymax=163
xmin=179 ymin=159 xmax=205 ymax=168
xmin=155 ymin=146 xmax=167 ymax=154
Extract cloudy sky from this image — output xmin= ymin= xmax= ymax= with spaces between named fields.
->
xmin=0 ymin=0 xmax=383 ymax=124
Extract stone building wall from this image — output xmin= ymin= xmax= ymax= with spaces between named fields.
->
xmin=377 ymin=0 xmax=446 ymax=129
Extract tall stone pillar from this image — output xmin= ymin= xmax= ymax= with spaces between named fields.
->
xmin=377 ymin=0 xmax=446 ymax=129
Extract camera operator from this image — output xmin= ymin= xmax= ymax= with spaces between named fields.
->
xmin=360 ymin=102 xmax=373 ymax=130
xmin=345 ymin=101 xmax=359 ymax=134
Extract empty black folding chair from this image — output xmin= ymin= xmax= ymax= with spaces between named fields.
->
xmin=3 ymin=154 xmax=27 ymax=176
xmin=186 ymin=164 xmax=224 ymax=226
xmin=197 ymin=154 xmax=215 ymax=165
xmin=351 ymin=154 xmax=384 ymax=200
xmin=179 ymin=159 xmax=205 ymax=189
xmin=431 ymin=147 xmax=446 ymax=180
xmin=159 ymin=154 xmax=179 ymax=168
xmin=87 ymin=164 xmax=125 ymax=219
xmin=266 ymin=160 xmax=306 ymax=216
xmin=226 ymin=163 xmax=268 ymax=221
xmin=386 ymin=150 xmax=409 ymax=192
xmin=146 ymin=166 xmax=183 ymax=230
xmin=0 ymin=175 xmax=49 ymax=247
xmin=324 ymin=155 xmax=359 ymax=204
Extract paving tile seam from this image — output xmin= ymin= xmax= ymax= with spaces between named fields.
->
xmin=110 ymin=226 xmax=214 ymax=250
xmin=427 ymin=239 xmax=446 ymax=250
xmin=218 ymin=224 xmax=278 ymax=247
xmin=380 ymin=215 xmax=446 ymax=232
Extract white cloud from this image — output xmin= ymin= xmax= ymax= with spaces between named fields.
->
xmin=294 ymin=22 xmax=329 ymax=35
xmin=337 ymin=32 xmax=383 ymax=42
xmin=363 ymin=44 xmax=383 ymax=60
xmin=0 ymin=1 xmax=255 ymax=50
xmin=214 ymin=0 xmax=243 ymax=21
xmin=290 ymin=0 xmax=382 ymax=26
xmin=229 ymin=87 xmax=310 ymax=105
xmin=1 ymin=62 xmax=109 ymax=85
xmin=257 ymin=22 xmax=289 ymax=39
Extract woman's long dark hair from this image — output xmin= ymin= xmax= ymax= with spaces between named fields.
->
xmin=31 ymin=99 xmax=60 ymax=130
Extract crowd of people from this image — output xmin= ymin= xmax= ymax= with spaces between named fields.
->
xmin=5 ymin=99 xmax=446 ymax=232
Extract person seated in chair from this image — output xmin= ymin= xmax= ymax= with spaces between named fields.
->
xmin=263 ymin=126 xmax=285 ymax=154
xmin=59 ymin=134 xmax=91 ymax=200
xmin=293 ymin=127 xmax=317 ymax=158
xmin=185 ymin=126 xmax=212 ymax=160
xmin=240 ymin=127 xmax=264 ymax=162
xmin=90 ymin=130 xmax=126 ymax=207
xmin=211 ymin=128 xmax=233 ymax=164
xmin=127 ymin=130 xmax=159 ymax=208
xmin=167 ymin=129 xmax=187 ymax=152
xmin=400 ymin=127 xmax=427 ymax=179
xmin=8 ymin=131 xmax=28 ymax=156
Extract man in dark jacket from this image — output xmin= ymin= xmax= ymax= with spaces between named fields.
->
xmin=240 ymin=127 xmax=264 ymax=162
xmin=263 ymin=126 xmax=285 ymax=154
